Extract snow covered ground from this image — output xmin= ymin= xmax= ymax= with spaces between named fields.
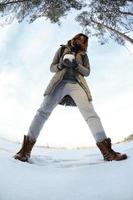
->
xmin=0 ymin=137 xmax=133 ymax=200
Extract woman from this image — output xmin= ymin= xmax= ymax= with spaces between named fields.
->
xmin=14 ymin=33 xmax=127 ymax=162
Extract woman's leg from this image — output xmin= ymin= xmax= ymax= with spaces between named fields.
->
xmin=27 ymin=82 xmax=65 ymax=140
xmin=68 ymin=83 xmax=107 ymax=142
xmin=14 ymin=82 xmax=65 ymax=162
xmin=68 ymin=83 xmax=127 ymax=161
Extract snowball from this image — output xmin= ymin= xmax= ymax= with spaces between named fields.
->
xmin=63 ymin=54 xmax=75 ymax=62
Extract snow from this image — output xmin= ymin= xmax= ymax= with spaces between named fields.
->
xmin=0 ymin=137 xmax=133 ymax=200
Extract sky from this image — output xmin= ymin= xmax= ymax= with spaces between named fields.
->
xmin=0 ymin=12 xmax=133 ymax=148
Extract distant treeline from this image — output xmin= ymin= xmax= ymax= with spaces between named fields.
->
xmin=123 ymin=134 xmax=133 ymax=142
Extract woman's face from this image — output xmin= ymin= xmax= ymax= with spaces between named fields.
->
xmin=74 ymin=35 xmax=87 ymax=46
xmin=72 ymin=35 xmax=88 ymax=52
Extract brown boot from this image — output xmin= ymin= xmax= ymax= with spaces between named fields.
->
xmin=96 ymin=138 xmax=127 ymax=161
xmin=14 ymin=135 xmax=36 ymax=162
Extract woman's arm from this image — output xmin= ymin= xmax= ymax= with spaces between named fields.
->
xmin=76 ymin=54 xmax=90 ymax=77
xmin=50 ymin=47 xmax=63 ymax=73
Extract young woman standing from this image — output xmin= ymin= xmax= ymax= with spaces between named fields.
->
xmin=14 ymin=33 xmax=127 ymax=162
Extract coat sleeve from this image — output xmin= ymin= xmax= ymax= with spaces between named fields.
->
xmin=50 ymin=47 xmax=63 ymax=73
xmin=76 ymin=54 xmax=90 ymax=77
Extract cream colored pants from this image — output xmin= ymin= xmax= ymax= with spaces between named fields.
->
xmin=28 ymin=81 xmax=107 ymax=142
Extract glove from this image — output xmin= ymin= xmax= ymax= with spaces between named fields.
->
xmin=57 ymin=60 xmax=66 ymax=70
xmin=63 ymin=59 xmax=73 ymax=68
xmin=58 ymin=59 xmax=73 ymax=70
xmin=72 ymin=59 xmax=78 ymax=69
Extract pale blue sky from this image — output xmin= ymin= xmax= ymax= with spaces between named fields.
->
xmin=0 ymin=13 xmax=133 ymax=147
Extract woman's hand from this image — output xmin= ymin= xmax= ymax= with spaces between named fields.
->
xmin=72 ymin=59 xmax=78 ymax=69
xmin=58 ymin=59 xmax=73 ymax=70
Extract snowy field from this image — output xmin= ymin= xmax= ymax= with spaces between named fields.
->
xmin=0 ymin=137 xmax=133 ymax=200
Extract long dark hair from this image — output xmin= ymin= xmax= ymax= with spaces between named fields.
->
xmin=67 ymin=33 xmax=88 ymax=52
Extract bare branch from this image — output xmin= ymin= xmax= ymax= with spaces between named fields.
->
xmin=91 ymin=19 xmax=133 ymax=44
xmin=119 ymin=10 xmax=133 ymax=16
xmin=0 ymin=0 xmax=28 ymax=6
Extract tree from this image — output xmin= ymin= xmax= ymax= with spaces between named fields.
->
xmin=0 ymin=0 xmax=133 ymax=45
xmin=0 ymin=0 xmax=83 ymax=24
xmin=76 ymin=0 xmax=133 ymax=45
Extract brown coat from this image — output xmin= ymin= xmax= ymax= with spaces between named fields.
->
xmin=43 ymin=45 xmax=92 ymax=106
